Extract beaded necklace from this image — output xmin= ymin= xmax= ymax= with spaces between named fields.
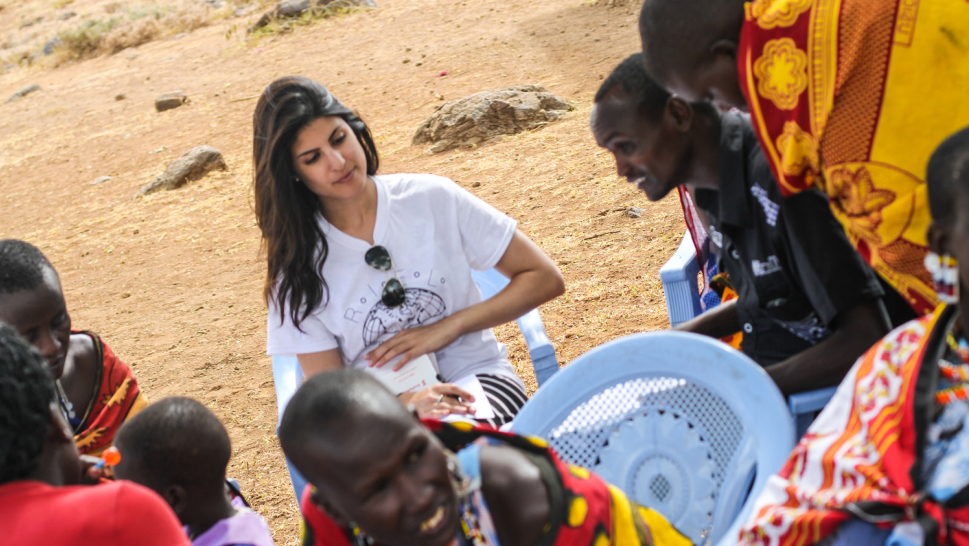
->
xmin=936 ymin=326 xmax=969 ymax=405
xmin=55 ymin=379 xmax=76 ymax=420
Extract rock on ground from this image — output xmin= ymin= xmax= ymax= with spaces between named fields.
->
xmin=155 ymin=91 xmax=188 ymax=112
xmin=136 ymin=146 xmax=226 ymax=197
xmin=5 ymin=84 xmax=41 ymax=104
xmin=412 ymin=85 xmax=573 ymax=153
xmin=249 ymin=0 xmax=376 ymax=32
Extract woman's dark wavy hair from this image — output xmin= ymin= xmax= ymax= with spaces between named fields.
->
xmin=0 ymin=322 xmax=56 ymax=485
xmin=253 ymin=76 xmax=379 ymax=329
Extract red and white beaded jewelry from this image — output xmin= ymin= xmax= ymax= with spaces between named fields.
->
xmin=936 ymin=328 xmax=969 ymax=405
xmin=936 ymin=383 xmax=969 ymax=405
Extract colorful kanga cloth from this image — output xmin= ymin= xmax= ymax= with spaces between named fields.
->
xmin=72 ymin=331 xmax=148 ymax=456
xmin=737 ymin=0 xmax=969 ymax=315
xmin=739 ymin=303 xmax=969 ymax=546
xmin=299 ymin=421 xmax=690 ymax=546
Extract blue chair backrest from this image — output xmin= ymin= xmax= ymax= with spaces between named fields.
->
xmin=273 ymin=267 xmax=561 ymax=504
xmin=511 ymin=331 xmax=795 ymax=546
xmin=470 ymin=268 xmax=560 ymax=386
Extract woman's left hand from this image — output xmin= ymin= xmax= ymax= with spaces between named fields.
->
xmin=366 ymin=318 xmax=462 ymax=370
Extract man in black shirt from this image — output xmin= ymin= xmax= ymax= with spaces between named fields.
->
xmin=589 ymin=55 xmax=891 ymax=395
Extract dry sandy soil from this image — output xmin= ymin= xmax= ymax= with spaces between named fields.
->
xmin=0 ymin=0 xmax=684 ymax=542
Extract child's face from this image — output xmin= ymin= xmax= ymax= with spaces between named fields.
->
xmin=590 ymin=89 xmax=691 ymax=202
xmin=0 ymin=266 xmax=72 ymax=379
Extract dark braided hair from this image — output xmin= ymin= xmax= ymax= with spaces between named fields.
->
xmin=0 ymin=322 xmax=56 ymax=484
xmin=0 ymin=239 xmax=53 ymax=295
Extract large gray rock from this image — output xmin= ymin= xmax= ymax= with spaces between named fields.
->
xmin=136 ymin=146 xmax=226 ymax=197
xmin=5 ymin=84 xmax=41 ymax=104
xmin=413 ymin=85 xmax=573 ymax=153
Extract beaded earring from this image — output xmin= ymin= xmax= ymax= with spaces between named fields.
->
xmin=925 ymin=251 xmax=960 ymax=304
xmin=349 ymin=523 xmax=374 ymax=546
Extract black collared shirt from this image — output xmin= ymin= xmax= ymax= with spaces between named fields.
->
xmin=693 ymin=112 xmax=883 ymax=366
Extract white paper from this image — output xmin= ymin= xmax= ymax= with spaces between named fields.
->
xmin=441 ymin=374 xmax=494 ymax=421
xmin=365 ymin=353 xmax=441 ymax=395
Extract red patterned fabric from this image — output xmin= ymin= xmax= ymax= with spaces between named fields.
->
xmin=73 ymin=332 xmax=147 ymax=456
xmin=739 ymin=304 xmax=969 ymax=545
xmin=736 ymin=0 xmax=969 ymax=315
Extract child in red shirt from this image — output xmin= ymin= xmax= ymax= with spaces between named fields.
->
xmin=0 ymin=323 xmax=188 ymax=546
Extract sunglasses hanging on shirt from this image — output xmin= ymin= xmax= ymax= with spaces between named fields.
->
xmin=365 ymin=245 xmax=407 ymax=308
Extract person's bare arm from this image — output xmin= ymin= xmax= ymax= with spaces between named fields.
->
xmin=766 ymin=299 xmax=890 ymax=395
xmin=480 ymin=445 xmax=550 ymax=546
xmin=297 ymin=349 xmax=345 ymax=377
xmin=365 ymin=230 xmax=565 ymax=369
xmin=672 ymin=298 xmax=742 ymax=339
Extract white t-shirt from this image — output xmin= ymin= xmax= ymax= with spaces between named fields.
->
xmin=266 ymin=173 xmax=524 ymax=386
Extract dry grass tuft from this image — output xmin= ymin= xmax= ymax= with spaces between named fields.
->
xmin=53 ymin=1 xmax=213 ymax=61
xmin=245 ymin=1 xmax=373 ymax=42
xmin=56 ymin=17 xmax=121 ymax=59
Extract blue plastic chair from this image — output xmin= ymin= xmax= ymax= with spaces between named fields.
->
xmin=660 ymin=231 xmax=837 ymax=435
xmin=789 ymin=385 xmax=838 ymax=437
xmin=511 ymin=331 xmax=795 ymax=546
xmin=273 ymin=267 xmax=562 ymax=504
xmin=659 ymin=233 xmax=703 ymax=327
xmin=470 ymin=268 xmax=560 ymax=386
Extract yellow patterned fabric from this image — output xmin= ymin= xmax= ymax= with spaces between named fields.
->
xmin=739 ymin=0 xmax=969 ymax=315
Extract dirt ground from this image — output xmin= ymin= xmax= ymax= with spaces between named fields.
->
xmin=0 ymin=0 xmax=684 ymax=542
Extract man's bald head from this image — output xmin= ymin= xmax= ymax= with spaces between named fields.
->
xmin=279 ymin=369 xmax=460 ymax=546
xmin=639 ymin=0 xmax=748 ymax=110
xmin=278 ymin=369 xmax=410 ymax=471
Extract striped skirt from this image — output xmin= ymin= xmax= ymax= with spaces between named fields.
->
xmin=475 ymin=374 xmax=528 ymax=428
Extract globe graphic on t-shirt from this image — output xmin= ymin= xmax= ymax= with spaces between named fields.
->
xmin=362 ymin=288 xmax=447 ymax=346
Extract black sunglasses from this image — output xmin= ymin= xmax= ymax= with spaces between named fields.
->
xmin=364 ymin=245 xmax=406 ymax=308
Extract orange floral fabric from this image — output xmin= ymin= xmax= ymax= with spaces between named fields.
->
xmin=738 ymin=0 xmax=969 ymax=315
xmin=739 ymin=304 xmax=969 ymax=545
xmin=73 ymin=332 xmax=147 ymax=456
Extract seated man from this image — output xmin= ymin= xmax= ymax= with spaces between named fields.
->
xmin=0 ymin=323 xmax=190 ymax=545
xmin=0 ymin=239 xmax=147 ymax=455
xmin=113 ymin=397 xmax=275 ymax=546
xmin=638 ymin=0 xmax=969 ymax=323
xmin=590 ymin=55 xmax=890 ymax=394
xmin=279 ymin=368 xmax=691 ymax=546
xmin=737 ymin=128 xmax=969 ymax=545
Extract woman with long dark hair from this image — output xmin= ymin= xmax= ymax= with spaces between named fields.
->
xmin=253 ymin=76 xmax=565 ymax=426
